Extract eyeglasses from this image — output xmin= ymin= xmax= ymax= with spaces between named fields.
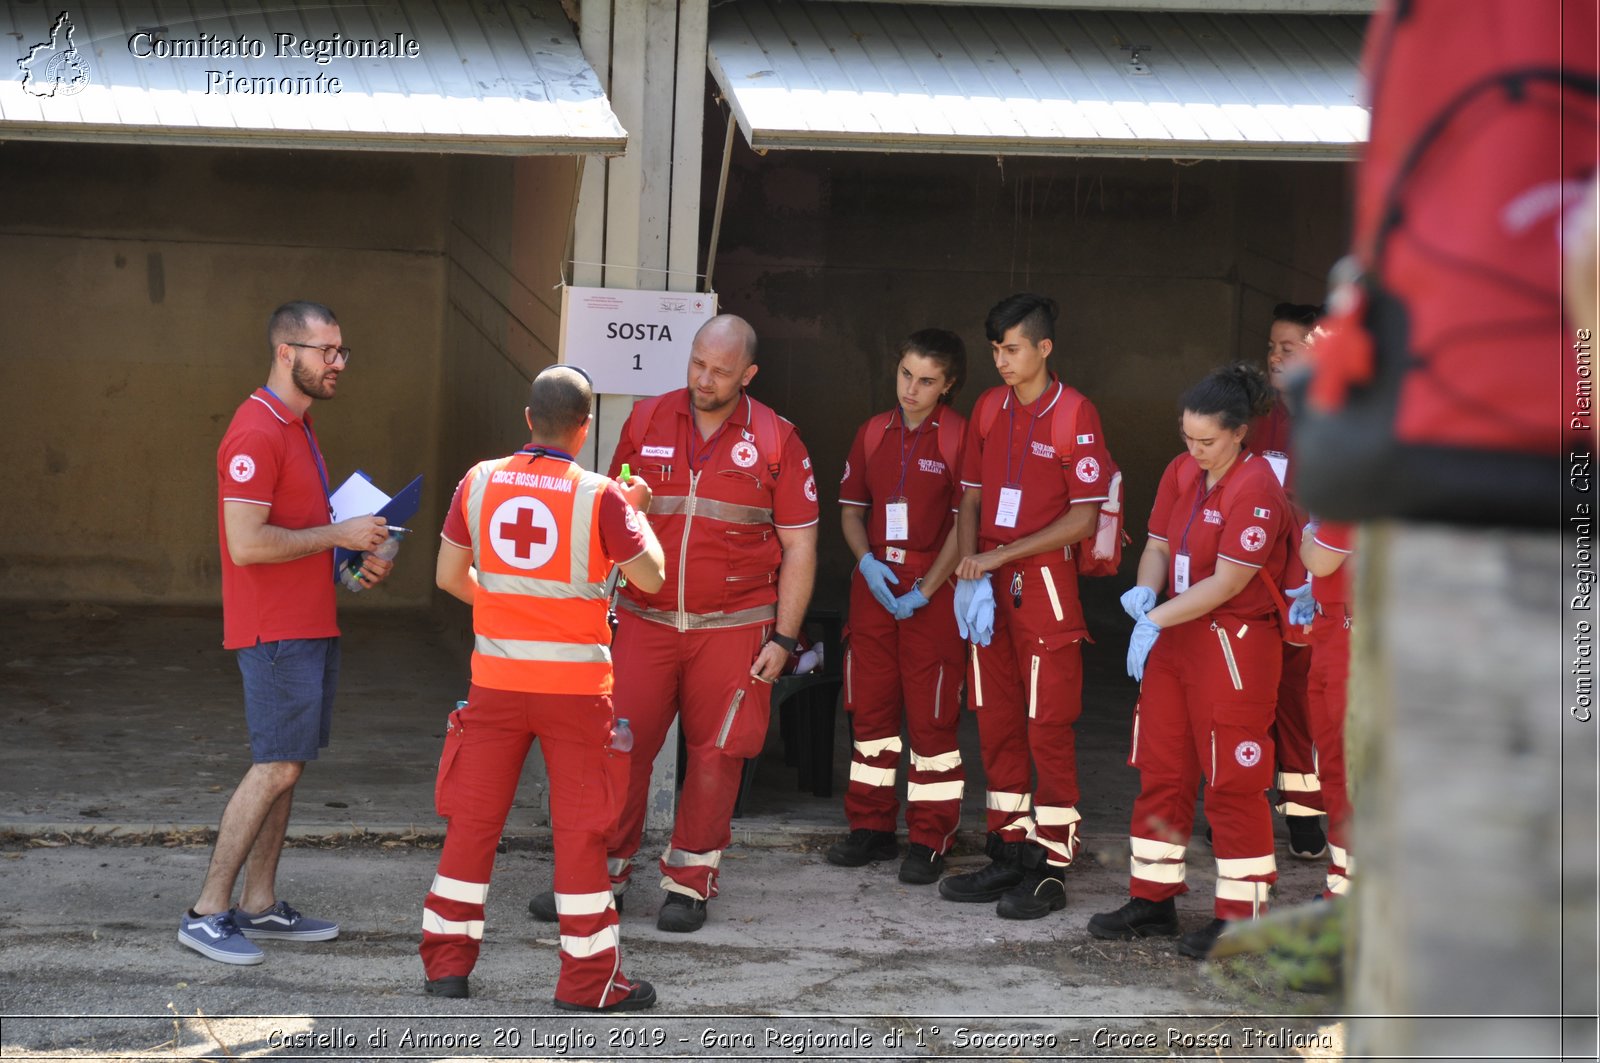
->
xmin=286 ymin=342 xmax=353 ymax=365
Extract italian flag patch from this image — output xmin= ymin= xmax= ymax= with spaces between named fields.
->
xmin=1253 ymin=506 xmax=1271 ymax=518
xmin=1076 ymin=433 xmax=1095 ymax=444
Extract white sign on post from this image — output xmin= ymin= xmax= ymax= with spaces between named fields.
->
xmin=558 ymin=286 xmax=718 ymax=397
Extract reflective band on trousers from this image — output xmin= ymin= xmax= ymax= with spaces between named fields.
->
xmin=1215 ymin=854 xmax=1277 ymax=878
xmin=651 ymin=494 xmax=773 ymax=525
xmin=1330 ymin=845 xmax=1353 ymax=873
xmin=554 ymin=890 xmax=615 ymax=917
xmin=429 ymin=874 xmax=488 ymax=905
xmin=422 ymin=910 xmax=484 ymax=939
xmin=1276 ymin=772 xmax=1322 ymax=792
xmin=1326 ymin=872 xmax=1351 ymax=896
xmin=663 ymin=848 xmax=721 ymax=869
xmin=911 ymin=749 xmax=961 ymax=772
xmin=1276 ymin=800 xmax=1323 ymax=817
xmin=561 ymin=925 xmax=620 ymax=958
xmin=473 ymin=637 xmax=611 ymax=664
xmin=986 ymin=791 xmax=1031 ymax=813
xmin=907 ymin=780 xmax=963 ymax=802
xmin=1132 ymin=856 xmax=1187 ymax=883
xmin=1130 ymin=836 xmax=1187 ymax=862
xmin=618 ymin=597 xmax=777 ymax=630
xmin=855 ymin=736 xmax=903 ymax=758
xmin=1216 ymin=879 xmax=1271 ymax=904
xmin=1035 ymin=805 xmax=1081 ymax=827
xmin=850 ymin=763 xmax=897 ymax=788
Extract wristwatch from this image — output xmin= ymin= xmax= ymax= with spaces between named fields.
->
xmin=768 ymin=632 xmax=799 ymax=654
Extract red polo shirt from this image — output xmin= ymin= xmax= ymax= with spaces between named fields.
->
xmin=216 ymin=388 xmax=338 ymax=650
xmin=1310 ymin=520 xmax=1356 ymax=608
xmin=1147 ymin=450 xmax=1291 ymax=621
xmin=959 ymin=378 xmax=1113 ymax=552
xmin=839 ymin=407 xmax=966 ymax=555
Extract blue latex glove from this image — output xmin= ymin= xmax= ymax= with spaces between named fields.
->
xmin=1286 ymin=580 xmax=1318 ymax=626
xmin=954 ymin=578 xmax=976 ymax=637
xmin=966 ymin=576 xmax=996 ymax=647
xmin=1119 ymin=586 xmax=1157 ymax=622
xmin=890 ymin=585 xmax=929 ymax=621
xmin=858 ymin=553 xmax=900 ymax=612
xmin=1127 ymin=617 xmax=1162 ymax=682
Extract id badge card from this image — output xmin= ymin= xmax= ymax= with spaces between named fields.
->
xmin=995 ymin=486 xmax=1022 ymax=529
xmin=1264 ymin=450 xmax=1289 ymax=486
xmin=1174 ymin=552 xmax=1192 ymax=594
xmin=885 ymin=499 xmax=909 ymax=541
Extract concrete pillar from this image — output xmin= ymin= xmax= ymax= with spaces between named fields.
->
xmin=1348 ymin=523 xmax=1597 ymax=1059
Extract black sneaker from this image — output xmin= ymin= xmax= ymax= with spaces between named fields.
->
xmin=1286 ymin=815 xmax=1327 ymax=859
xmin=826 ymin=829 xmax=898 ymax=867
xmin=530 ymin=890 xmax=623 ymax=923
xmin=898 ymin=843 xmax=945 ymax=885
xmin=1086 ymin=897 xmax=1180 ymax=940
xmin=552 ymin=978 xmax=658 ymax=1013
xmin=423 ymin=975 xmax=469 ymax=999
xmin=656 ymin=892 xmax=707 ymax=933
xmin=996 ymin=867 xmax=1066 ymax=919
xmin=1177 ymin=917 xmax=1229 ymax=959
xmin=938 ymin=836 xmax=1024 ymax=902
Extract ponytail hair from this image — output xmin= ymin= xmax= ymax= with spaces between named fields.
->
xmin=1180 ymin=363 xmax=1275 ymax=431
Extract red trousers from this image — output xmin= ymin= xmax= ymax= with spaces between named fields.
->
xmin=1127 ymin=616 xmax=1282 ymax=921
xmin=606 ymin=615 xmax=772 ymax=901
xmin=966 ymin=557 xmax=1086 ymax=868
xmin=1306 ymin=608 xmax=1354 ymax=897
xmin=843 ymin=568 xmax=965 ymax=852
xmin=1272 ymin=642 xmax=1325 ymax=817
xmin=421 ymin=684 xmax=631 ymax=1008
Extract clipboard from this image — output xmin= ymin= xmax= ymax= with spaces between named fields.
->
xmin=331 ymin=472 xmax=424 ymax=581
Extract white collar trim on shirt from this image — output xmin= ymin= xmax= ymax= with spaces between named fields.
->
xmin=249 ymin=393 xmax=290 ymax=425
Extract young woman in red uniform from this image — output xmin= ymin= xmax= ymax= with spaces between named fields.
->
xmin=1088 ymin=365 xmax=1294 ymax=959
xmin=829 ymin=330 xmax=968 ymax=885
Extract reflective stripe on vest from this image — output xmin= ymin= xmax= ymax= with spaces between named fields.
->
xmin=462 ymin=455 xmax=614 ymax=694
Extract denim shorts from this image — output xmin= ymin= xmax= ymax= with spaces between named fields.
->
xmin=237 ymin=637 xmax=341 ymax=762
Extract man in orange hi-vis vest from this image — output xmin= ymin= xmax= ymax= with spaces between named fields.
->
xmin=420 ymin=366 xmax=665 ymax=1012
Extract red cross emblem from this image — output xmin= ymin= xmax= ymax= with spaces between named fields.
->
xmin=489 ymin=497 xmax=559 ymax=570
xmin=1240 ymin=525 xmax=1268 ymax=552
xmin=228 ymin=454 xmax=256 ymax=483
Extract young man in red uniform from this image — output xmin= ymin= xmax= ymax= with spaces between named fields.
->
xmin=528 ymin=315 xmax=818 ymax=933
xmin=1253 ymin=303 xmax=1327 ymax=860
xmin=422 ymin=366 xmax=664 ymax=1010
xmin=940 ymin=293 xmax=1115 ymax=919
xmin=1089 ymin=365 xmax=1293 ymax=959
xmin=829 ymin=329 xmax=968 ymax=884
xmin=182 ymin=301 xmax=395 ymax=966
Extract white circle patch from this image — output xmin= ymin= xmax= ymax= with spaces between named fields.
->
xmin=1075 ymin=456 xmax=1100 ymax=484
xmin=1240 ymin=525 xmax=1268 ymax=552
xmin=1234 ymin=740 xmax=1263 ymax=768
xmin=228 ymin=454 xmax=256 ymax=483
xmin=624 ymin=506 xmax=641 ymax=534
xmin=804 ymin=475 xmax=818 ymax=502
xmin=489 ymin=496 xmax=560 ymax=570
xmin=731 ymin=440 xmax=759 ymax=469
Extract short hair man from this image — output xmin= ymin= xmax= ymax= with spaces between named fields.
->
xmin=180 ymin=301 xmax=396 ymax=965
xmin=422 ymin=365 xmax=666 ymax=1010
xmin=528 ymin=314 xmax=820 ymax=933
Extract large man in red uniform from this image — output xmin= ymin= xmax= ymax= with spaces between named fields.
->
xmin=939 ymin=293 xmax=1115 ymax=919
xmin=529 ymin=315 xmax=819 ymax=933
xmin=422 ymin=366 xmax=664 ymax=1010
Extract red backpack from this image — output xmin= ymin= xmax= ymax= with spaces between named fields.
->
xmin=1294 ymin=0 xmax=1599 ymax=526
xmin=860 ymin=408 xmax=964 ymax=491
xmin=970 ymin=384 xmax=1129 ymax=577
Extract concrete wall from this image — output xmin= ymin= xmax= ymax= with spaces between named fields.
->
xmin=0 ymin=142 xmax=450 ymax=610
xmin=700 ymin=129 xmax=1348 ymax=613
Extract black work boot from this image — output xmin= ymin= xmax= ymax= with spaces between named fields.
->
xmin=1177 ymin=917 xmax=1230 ymax=958
xmin=655 ymin=892 xmax=707 ymax=933
xmin=825 ymin=829 xmax=898 ymax=867
xmin=1087 ymin=896 xmax=1180 ymax=940
xmin=937 ymin=834 xmax=1024 ymax=903
xmin=423 ymin=975 xmax=469 ymax=999
xmin=996 ymin=853 xmax=1067 ymax=920
xmin=1286 ymin=815 xmax=1328 ymax=859
xmin=530 ymin=889 xmax=623 ymax=923
xmin=898 ymin=843 xmax=945 ymax=885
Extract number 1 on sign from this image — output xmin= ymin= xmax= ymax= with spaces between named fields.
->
xmin=632 ymin=353 xmax=642 ymax=370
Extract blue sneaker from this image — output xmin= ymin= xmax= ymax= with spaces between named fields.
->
xmin=232 ymin=900 xmax=339 ymax=941
xmin=178 ymin=910 xmax=264 ymax=965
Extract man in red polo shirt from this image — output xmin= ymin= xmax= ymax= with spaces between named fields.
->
xmin=939 ymin=293 xmax=1115 ymax=920
xmin=179 ymin=301 xmax=395 ymax=966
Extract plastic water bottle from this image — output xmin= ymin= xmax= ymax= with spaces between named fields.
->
xmin=609 ymin=717 xmax=634 ymax=753
xmin=339 ymin=530 xmax=405 ymax=593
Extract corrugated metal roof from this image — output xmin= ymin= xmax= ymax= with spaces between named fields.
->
xmin=1 ymin=0 xmax=625 ymax=154
xmin=708 ymin=1 xmax=1369 ymax=159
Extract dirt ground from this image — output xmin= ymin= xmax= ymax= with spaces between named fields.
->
xmin=0 ymin=604 xmax=1343 ymax=1061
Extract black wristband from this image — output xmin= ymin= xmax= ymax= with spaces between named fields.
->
xmin=767 ymin=633 xmax=798 ymax=654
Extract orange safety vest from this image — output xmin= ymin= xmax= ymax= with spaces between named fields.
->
xmin=462 ymin=451 xmax=615 ymax=695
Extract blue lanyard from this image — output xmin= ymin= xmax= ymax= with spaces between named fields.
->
xmin=1003 ymin=379 xmax=1061 ymax=489
xmin=264 ymin=387 xmax=331 ymax=503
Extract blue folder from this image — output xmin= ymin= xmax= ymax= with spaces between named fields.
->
xmin=332 ymin=473 xmax=424 ymax=581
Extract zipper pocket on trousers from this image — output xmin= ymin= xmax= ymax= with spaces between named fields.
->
xmin=1212 ymin=622 xmax=1244 ymax=691
xmin=845 ymin=648 xmax=854 ymax=706
xmin=933 ymin=663 xmax=944 ymax=720
xmin=715 ymin=688 xmax=746 ymax=750
xmin=1210 ymin=728 xmax=1217 ymax=782
xmin=1131 ymin=705 xmax=1141 ymax=764
xmin=1040 ymin=565 xmax=1064 ymax=622
xmin=1028 ymin=655 xmax=1041 ymax=718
